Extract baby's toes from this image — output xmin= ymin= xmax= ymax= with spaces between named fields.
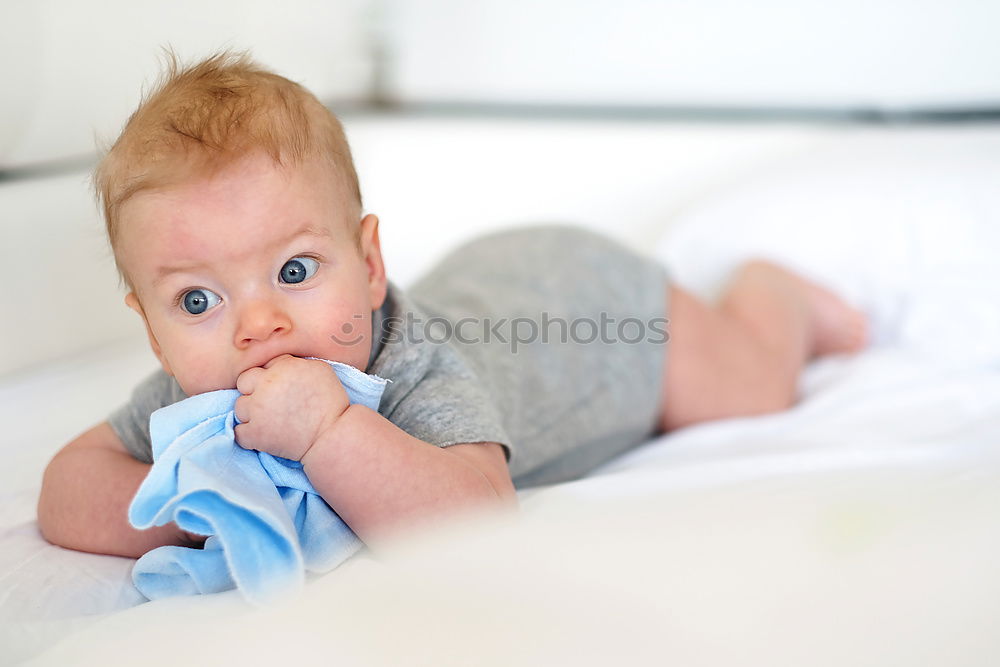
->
xmin=845 ymin=311 xmax=870 ymax=352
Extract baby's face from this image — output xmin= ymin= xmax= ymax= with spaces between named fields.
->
xmin=116 ymin=151 xmax=386 ymax=396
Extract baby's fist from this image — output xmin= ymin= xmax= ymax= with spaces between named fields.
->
xmin=233 ymin=355 xmax=349 ymax=461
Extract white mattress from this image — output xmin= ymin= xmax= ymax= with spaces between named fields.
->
xmin=4 ymin=120 xmax=1000 ymax=665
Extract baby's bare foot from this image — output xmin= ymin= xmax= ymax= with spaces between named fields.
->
xmin=799 ymin=277 xmax=869 ymax=356
xmin=739 ymin=260 xmax=869 ymax=358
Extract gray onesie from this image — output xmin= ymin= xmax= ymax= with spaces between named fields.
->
xmin=108 ymin=224 xmax=670 ymax=488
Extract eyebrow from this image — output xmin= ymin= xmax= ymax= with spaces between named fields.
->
xmin=152 ymin=224 xmax=331 ymax=286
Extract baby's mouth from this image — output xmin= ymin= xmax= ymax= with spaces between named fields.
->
xmin=241 ymin=352 xmax=301 ymax=375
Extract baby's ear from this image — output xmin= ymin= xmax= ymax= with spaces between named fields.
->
xmin=359 ymin=214 xmax=388 ymax=309
xmin=124 ymin=292 xmax=143 ymax=317
xmin=124 ymin=292 xmax=174 ymax=378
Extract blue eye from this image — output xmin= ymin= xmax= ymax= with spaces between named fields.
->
xmin=279 ymin=257 xmax=319 ymax=284
xmin=180 ymin=288 xmax=221 ymax=315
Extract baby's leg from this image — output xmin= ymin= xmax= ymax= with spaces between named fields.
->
xmin=657 ymin=260 xmax=868 ymax=432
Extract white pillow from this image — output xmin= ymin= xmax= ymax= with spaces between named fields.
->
xmin=655 ymin=127 xmax=1000 ymax=365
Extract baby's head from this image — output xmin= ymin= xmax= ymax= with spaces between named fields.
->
xmin=94 ymin=49 xmax=387 ymax=395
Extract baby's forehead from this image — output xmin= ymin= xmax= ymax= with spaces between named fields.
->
xmin=118 ymin=160 xmax=357 ymax=267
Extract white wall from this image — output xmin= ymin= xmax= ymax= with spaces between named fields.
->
xmin=5 ymin=0 xmax=999 ymax=172
xmin=383 ymin=0 xmax=1000 ymax=109
xmin=0 ymin=1 xmax=374 ymax=168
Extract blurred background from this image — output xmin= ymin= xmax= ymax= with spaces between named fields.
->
xmin=2 ymin=0 xmax=1000 ymax=377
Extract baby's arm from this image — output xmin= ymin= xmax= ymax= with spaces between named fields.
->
xmin=37 ymin=421 xmax=199 ymax=558
xmin=233 ymin=356 xmax=518 ymax=544
xmin=300 ymin=405 xmax=518 ymax=545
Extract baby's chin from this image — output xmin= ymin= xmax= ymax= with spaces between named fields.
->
xmin=171 ymin=374 xmax=239 ymax=398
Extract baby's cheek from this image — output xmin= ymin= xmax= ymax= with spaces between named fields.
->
xmin=177 ymin=347 xmax=235 ymax=394
xmin=325 ymin=315 xmax=372 ymax=366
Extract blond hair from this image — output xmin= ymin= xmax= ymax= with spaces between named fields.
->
xmin=93 ymin=47 xmax=362 ymax=289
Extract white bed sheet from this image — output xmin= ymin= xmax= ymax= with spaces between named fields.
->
xmin=7 ymin=342 xmax=1000 ymax=666
xmin=4 ymin=122 xmax=1000 ymax=665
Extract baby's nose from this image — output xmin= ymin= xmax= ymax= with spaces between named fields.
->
xmin=235 ymin=299 xmax=292 ymax=347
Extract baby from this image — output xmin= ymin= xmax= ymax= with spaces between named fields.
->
xmin=37 ymin=51 xmax=867 ymax=558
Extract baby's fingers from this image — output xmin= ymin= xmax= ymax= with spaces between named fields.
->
xmin=233 ymin=422 xmax=258 ymax=451
xmin=234 ymin=394 xmax=252 ymax=424
xmin=236 ymin=366 xmax=264 ymax=395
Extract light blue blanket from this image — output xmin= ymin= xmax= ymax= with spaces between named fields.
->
xmin=128 ymin=359 xmax=389 ymax=605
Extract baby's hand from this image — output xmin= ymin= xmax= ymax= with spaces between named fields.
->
xmin=233 ymin=355 xmax=349 ymax=461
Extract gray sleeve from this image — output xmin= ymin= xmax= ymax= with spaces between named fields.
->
xmin=380 ymin=344 xmax=513 ymax=463
xmin=387 ymin=373 xmax=513 ymax=458
xmin=107 ymin=368 xmax=188 ymax=463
